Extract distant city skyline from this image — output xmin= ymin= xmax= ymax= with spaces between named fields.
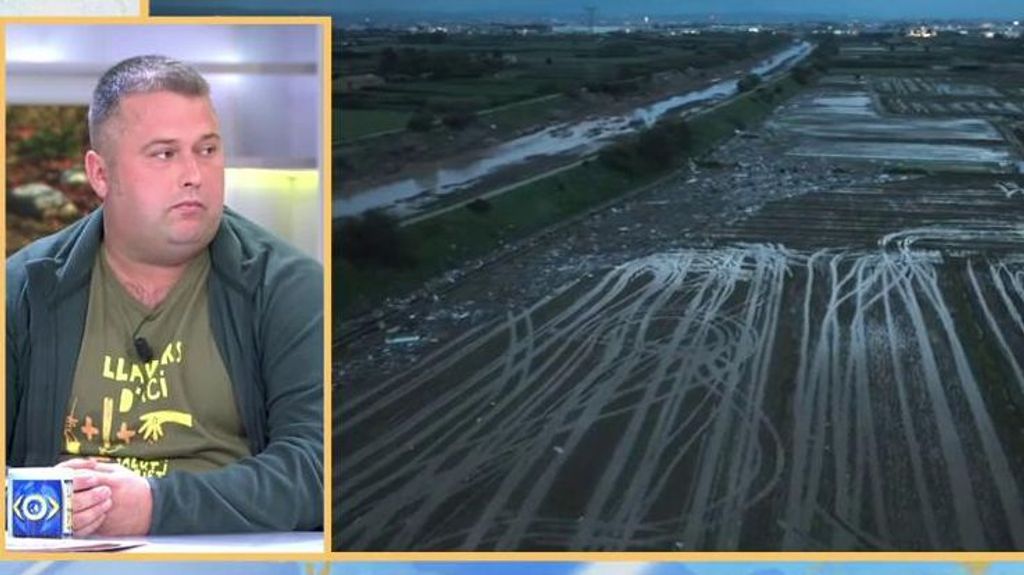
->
xmin=151 ymin=0 xmax=1023 ymax=21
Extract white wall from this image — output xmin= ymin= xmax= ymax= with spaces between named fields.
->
xmin=0 ymin=0 xmax=138 ymax=15
xmin=5 ymin=24 xmax=325 ymax=261
xmin=7 ymin=24 xmax=322 ymax=168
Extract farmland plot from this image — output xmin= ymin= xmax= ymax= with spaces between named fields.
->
xmin=337 ymin=239 xmax=1024 ymax=550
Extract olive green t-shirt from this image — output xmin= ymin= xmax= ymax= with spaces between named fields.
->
xmin=61 ymin=249 xmax=251 ymax=477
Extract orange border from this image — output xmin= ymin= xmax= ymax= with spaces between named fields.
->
xmin=3 ymin=5 xmax=1024 ymax=570
xmin=0 ymin=16 xmax=6 ymax=561
xmin=326 ymin=553 xmax=1024 ymax=562
xmin=322 ymin=17 xmax=334 ymax=554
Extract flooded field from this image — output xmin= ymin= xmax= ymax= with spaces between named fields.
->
xmin=770 ymin=77 xmax=1019 ymax=171
xmin=716 ymin=178 xmax=1024 ymax=250
xmin=336 ymin=69 xmax=1024 ymax=550
xmin=873 ymin=76 xmax=1024 ymax=117
xmin=338 ymin=201 xmax=1024 ymax=550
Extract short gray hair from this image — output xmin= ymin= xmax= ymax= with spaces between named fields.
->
xmin=88 ymin=55 xmax=210 ymax=150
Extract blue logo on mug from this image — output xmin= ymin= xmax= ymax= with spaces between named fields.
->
xmin=10 ymin=479 xmax=67 ymax=538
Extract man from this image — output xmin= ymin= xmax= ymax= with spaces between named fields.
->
xmin=6 ymin=55 xmax=323 ymax=536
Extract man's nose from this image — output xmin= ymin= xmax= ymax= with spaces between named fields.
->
xmin=180 ymin=152 xmax=202 ymax=189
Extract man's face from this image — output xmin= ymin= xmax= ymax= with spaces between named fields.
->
xmin=88 ymin=90 xmax=224 ymax=266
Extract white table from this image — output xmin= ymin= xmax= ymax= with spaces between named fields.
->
xmin=7 ymin=531 xmax=323 ymax=554
xmin=12 ymin=562 xmax=312 ymax=575
xmin=119 ymin=531 xmax=323 ymax=553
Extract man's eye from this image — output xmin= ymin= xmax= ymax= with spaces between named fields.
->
xmin=154 ymin=150 xmax=175 ymax=160
xmin=200 ymin=145 xmax=219 ymax=156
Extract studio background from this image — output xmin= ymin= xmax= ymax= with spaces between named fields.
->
xmin=5 ymin=23 xmax=325 ymax=261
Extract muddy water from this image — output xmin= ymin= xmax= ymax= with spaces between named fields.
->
xmin=789 ymin=142 xmax=1015 ymax=165
xmin=335 ymin=41 xmax=814 ymax=218
xmin=771 ymin=84 xmax=1019 ymax=170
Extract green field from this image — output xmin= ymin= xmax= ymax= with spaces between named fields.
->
xmin=335 ymin=108 xmax=411 ymax=142
xmin=477 ymin=94 xmax=566 ymax=132
xmin=337 ymin=31 xmax=790 ymax=138
xmin=335 ymin=72 xmax=810 ymax=319
xmin=336 ymin=160 xmax=653 ymax=317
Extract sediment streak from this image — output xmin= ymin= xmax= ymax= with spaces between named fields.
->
xmin=337 ymin=242 xmax=1024 ymax=551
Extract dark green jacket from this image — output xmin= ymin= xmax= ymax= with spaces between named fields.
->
xmin=6 ymin=207 xmax=323 ymax=534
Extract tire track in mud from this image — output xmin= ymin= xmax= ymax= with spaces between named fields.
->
xmin=336 ymin=237 xmax=1024 ymax=550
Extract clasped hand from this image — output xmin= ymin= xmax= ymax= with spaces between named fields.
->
xmin=57 ymin=458 xmax=153 ymax=537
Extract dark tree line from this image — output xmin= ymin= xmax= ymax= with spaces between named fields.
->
xmin=377 ymin=47 xmax=507 ymax=80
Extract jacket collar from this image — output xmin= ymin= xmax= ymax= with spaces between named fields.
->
xmin=27 ymin=205 xmax=261 ymax=300
xmin=208 ymin=206 xmax=262 ymax=297
xmin=24 ymin=206 xmax=105 ymax=303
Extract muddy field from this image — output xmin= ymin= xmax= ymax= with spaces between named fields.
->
xmin=769 ymin=76 xmax=1019 ymax=172
xmin=335 ymin=72 xmax=1024 ymax=551
xmin=339 ymin=246 xmax=1024 ymax=551
xmin=873 ymin=76 xmax=1024 ymax=118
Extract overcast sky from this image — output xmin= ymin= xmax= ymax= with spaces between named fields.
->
xmin=151 ymin=0 xmax=1023 ymax=20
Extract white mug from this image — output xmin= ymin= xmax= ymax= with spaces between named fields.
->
xmin=7 ymin=467 xmax=74 ymax=538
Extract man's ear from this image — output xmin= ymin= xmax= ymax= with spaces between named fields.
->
xmin=85 ymin=149 xmax=110 ymax=200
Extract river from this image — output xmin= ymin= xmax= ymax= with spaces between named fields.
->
xmin=335 ymin=40 xmax=814 ymax=219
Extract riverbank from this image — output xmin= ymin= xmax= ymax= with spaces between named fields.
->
xmin=337 ymin=69 xmax=813 ymax=322
xmin=337 ymin=33 xmax=793 ymax=185
xmin=336 ymin=42 xmax=813 ymax=218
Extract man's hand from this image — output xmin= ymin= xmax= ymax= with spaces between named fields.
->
xmin=60 ymin=467 xmax=112 ymax=536
xmin=58 ymin=459 xmax=152 ymax=536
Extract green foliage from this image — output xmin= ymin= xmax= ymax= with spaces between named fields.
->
xmin=398 ymin=31 xmax=448 ymax=45
xmin=754 ymin=87 xmax=774 ymax=103
xmin=599 ymin=120 xmax=693 ymax=175
xmin=465 ymin=198 xmax=492 ymax=213
xmin=585 ymin=78 xmax=643 ymax=97
xmin=427 ymin=96 xmax=487 ymax=114
xmin=714 ymin=43 xmax=753 ymax=61
xmin=815 ymin=36 xmax=840 ymax=59
xmin=14 ymin=127 xmax=81 ymax=161
xmin=377 ymin=46 xmax=504 ymax=80
xmin=737 ymin=73 xmax=762 ymax=92
xmin=534 ymin=80 xmax=559 ymax=95
xmin=598 ymin=142 xmax=642 ymax=174
xmin=336 ymin=211 xmax=415 ymax=269
xmin=442 ymin=109 xmax=476 ymax=130
xmin=791 ymin=65 xmax=814 ymax=85
xmin=339 ymin=31 xmax=796 ymax=144
xmin=336 ymin=162 xmax=646 ymax=315
xmin=336 ymin=74 xmax=807 ymax=317
xmin=595 ymin=41 xmax=640 ymax=58
xmin=336 ymin=109 xmax=412 ymax=142
xmin=406 ymin=110 xmax=435 ymax=132
xmin=636 ymin=126 xmax=676 ymax=169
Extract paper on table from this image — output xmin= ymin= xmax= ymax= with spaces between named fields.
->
xmin=6 ymin=537 xmax=145 ymax=552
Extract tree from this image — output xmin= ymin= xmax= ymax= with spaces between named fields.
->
xmin=737 ymin=73 xmax=762 ymax=92
xmin=406 ymin=110 xmax=435 ymax=132
xmin=792 ymin=65 xmax=813 ymax=85
xmin=636 ymin=125 xmax=674 ymax=169
xmin=442 ymin=110 xmax=475 ymax=130
xmin=336 ymin=211 xmax=414 ymax=269
xmin=377 ymin=47 xmax=398 ymax=76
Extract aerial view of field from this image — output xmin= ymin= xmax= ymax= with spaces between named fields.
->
xmin=335 ymin=9 xmax=1024 ymax=551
